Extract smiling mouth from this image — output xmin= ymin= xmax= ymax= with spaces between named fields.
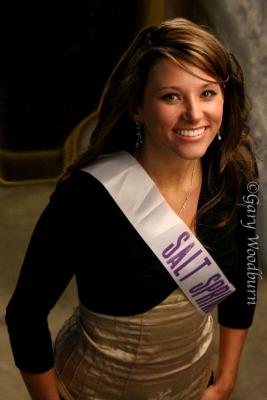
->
xmin=174 ymin=127 xmax=206 ymax=137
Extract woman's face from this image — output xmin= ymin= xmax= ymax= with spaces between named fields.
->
xmin=135 ymin=57 xmax=224 ymax=161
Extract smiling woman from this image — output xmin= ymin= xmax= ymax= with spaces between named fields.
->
xmin=5 ymin=17 xmax=259 ymax=400
xmin=133 ymin=58 xmax=224 ymax=162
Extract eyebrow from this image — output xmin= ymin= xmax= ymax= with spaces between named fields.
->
xmin=156 ymin=82 xmax=218 ymax=92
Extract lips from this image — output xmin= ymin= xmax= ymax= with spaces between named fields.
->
xmin=174 ymin=127 xmax=206 ymax=137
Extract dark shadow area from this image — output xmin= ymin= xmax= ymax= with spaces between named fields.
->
xmin=0 ymin=1 xmax=141 ymax=152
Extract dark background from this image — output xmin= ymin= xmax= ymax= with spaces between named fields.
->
xmin=0 ymin=0 xmax=141 ymax=151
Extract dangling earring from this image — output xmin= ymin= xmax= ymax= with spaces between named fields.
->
xmin=135 ymin=121 xmax=143 ymax=148
xmin=218 ymin=130 xmax=222 ymax=141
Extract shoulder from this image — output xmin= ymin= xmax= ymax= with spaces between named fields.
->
xmin=50 ymin=168 xmax=109 ymax=208
xmin=30 ymin=168 xmax=115 ymax=238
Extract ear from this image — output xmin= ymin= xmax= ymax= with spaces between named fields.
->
xmin=128 ymin=100 xmax=144 ymax=124
xmin=128 ymin=107 xmax=144 ymax=124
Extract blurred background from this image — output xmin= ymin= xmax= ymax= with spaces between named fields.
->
xmin=1 ymin=1 xmax=266 ymax=399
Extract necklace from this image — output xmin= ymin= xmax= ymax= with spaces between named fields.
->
xmin=177 ymin=161 xmax=196 ymax=216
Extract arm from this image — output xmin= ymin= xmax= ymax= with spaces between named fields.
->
xmin=216 ymin=325 xmax=248 ymax=391
xmin=5 ymin=180 xmax=78 ymax=382
xmin=201 ymin=325 xmax=248 ymax=400
xmin=21 ymin=368 xmax=60 ymax=400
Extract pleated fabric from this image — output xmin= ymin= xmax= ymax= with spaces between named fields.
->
xmin=54 ymin=288 xmax=213 ymax=400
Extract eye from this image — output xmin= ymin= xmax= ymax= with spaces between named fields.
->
xmin=161 ymin=93 xmax=181 ymax=102
xmin=201 ymin=90 xmax=217 ymax=98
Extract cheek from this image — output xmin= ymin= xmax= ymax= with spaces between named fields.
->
xmin=209 ymin=100 xmax=224 ymax=123
xmin=152 ymin=103 xmax=178 ymax=125
xmin=142 ymin=103 xmax=174 ymax=128
xmin=217 ymin=98 xmax=224 ymax=119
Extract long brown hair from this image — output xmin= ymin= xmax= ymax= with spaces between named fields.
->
xmin=68 ymin=17 xmax=258 ymax=227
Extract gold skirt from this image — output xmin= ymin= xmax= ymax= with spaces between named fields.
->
xmin=54 ymin=288 xmax=213 ymax=400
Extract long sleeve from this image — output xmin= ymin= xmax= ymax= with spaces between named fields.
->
xmin=5 ymin=182 xmax=77 ymax=373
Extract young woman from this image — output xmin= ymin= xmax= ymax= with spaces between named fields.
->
xmin=6 ymin=17 xmax=259 ymax=400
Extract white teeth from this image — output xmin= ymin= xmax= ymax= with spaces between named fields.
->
xmin=175 ymin=127 xmax=205 ymax=137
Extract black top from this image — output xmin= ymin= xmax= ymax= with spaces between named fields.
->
xmin=5 ymin=166 xmax=258 ymax=373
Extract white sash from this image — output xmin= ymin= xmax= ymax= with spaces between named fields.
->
xmin=82 ymin=151 xmax=235 ymax=315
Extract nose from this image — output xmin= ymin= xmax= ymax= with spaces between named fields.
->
xmin=181 ymin=97 xmax=202 ymax=123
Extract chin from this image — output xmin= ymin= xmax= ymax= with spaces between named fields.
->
xmin=176 ymin=148 xmax=209 ymax=160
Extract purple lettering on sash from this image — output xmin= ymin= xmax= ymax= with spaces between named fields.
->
xmin=189 ymin=274 xmax=221 ymax=294
xmin=179 ymin=256 xmax=211 ymax=281
xmin=167 ymin=242 xmax=195 ymax=270
xmin=195 ymin=285 xmax=230 ymax=306
xmin=172 ymin=249 xmax=202 ymax=277
xmin=202 ymin=290 xmax=232 ymax=309
xmin=159 ymin=227 xmax=234 ymax=314
xmin=200 ymin=290 xmax=232 ymax=313
xmin=190 ymin=274 xmax=231 ymax=310
xmin=162 ymin=231 xmax=190 ymax=258
xmin=190 ymin=274 xmax=224 ymax=297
